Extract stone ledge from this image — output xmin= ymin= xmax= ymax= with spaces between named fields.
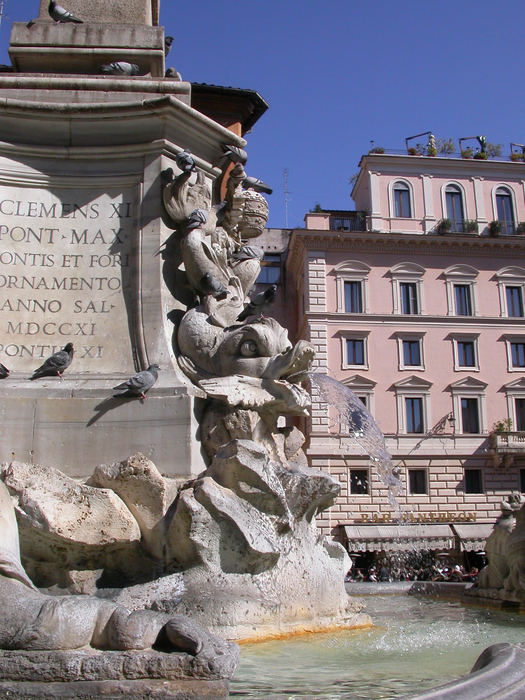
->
xmin=0 ymin=678 xmax=229 ymax=700
xmin=0 ymin=649 xmax=232 ymax=682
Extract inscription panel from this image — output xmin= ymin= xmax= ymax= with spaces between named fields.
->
xmin=0 ymin=186 xmax=136 ymax=373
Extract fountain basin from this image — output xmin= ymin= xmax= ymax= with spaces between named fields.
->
xmin=230 ymin=591 xmax=525 ymax=699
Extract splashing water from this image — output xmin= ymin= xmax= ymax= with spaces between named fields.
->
xmin=308 ymin=373 xmax=403 ymax=508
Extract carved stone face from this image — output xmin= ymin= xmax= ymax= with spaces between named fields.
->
xmin=177 ymin=308 xmax=314 ymax=381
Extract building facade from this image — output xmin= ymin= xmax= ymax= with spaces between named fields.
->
xmin=281 ymin=153 xmax=525 ymax=564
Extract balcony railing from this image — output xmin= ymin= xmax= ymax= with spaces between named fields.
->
xmin=488 ymin=431 xmax=525 ymax=470
xmin=329 ymin=213 xmax=367 ymax=232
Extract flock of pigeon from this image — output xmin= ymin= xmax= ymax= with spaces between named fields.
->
xmin=47 ymin=0 xmax=174 ymax=77
xmin=0 ymin=345 xmax=159 ymax=400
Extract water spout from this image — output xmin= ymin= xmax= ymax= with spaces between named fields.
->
xmin=308 ymin=373 xmax=403 ymax=508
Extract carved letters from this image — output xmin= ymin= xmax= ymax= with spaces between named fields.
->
xmin=0 ymin=187 xmax=135 ymax=373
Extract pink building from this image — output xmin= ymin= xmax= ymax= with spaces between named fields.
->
xmin=284 ymin=151 xmax=525 ymax=567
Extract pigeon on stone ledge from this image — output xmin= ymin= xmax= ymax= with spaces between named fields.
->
xmin=165 ymin=67 xmax=182 ymax=80
xmin=99 ymin=62 xmax=140 ymax=76
xmin=231 ymin=245 xmax=265 ymax=262
xmin=237 ymin=285 xmax=277 ymax=322
xmin=30 ymin=343 xmax=74 ymax=380
xmin=0 ymin=363 xmax=9 ymax=379
xmin=164 ymin=36 xmax=174 ymax=56
xmin=186 ymin=209 xmax=208 ymax=231
xmin=113 ymin=364 xmax=160 ymax=399
xmin=242 ymin=176 xmax=273 ymax=195
xmin=200 ymin=273 xmax=228 ymax=300
xmin=220 ymin=143 xmax=248 ymax=165
xmin=48 ymin=0 xmax=83 ymax=24
xmin=175 ymin=149 xmax=196 ymax=173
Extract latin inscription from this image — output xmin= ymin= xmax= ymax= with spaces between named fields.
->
xmin=0 ymin=188 xmax=135 ymax=372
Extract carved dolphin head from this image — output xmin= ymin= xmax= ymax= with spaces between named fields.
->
xmin=177 ymin=307 xmax=314 ymax=382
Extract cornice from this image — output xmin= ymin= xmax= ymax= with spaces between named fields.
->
xmin=287 ymin=229 xmax=525 ymax=270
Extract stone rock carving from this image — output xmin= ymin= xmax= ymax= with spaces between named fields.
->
xmin=468 ymin=493 xmax=525 ymax=601
xmin=0 ymin=479 xmax=238 ymax=696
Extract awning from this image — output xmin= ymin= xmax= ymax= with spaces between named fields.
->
xmin=451 ymin=523 xmax=493 ymax=552
xmin=343 ymin=524 xmax=455 ymax=553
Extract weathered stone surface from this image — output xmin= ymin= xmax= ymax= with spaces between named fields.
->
xmin=0 ymin=678 xmax=230 ymax=700
xmin=207 ymin=440 xmax=291 ymax=522
xmin=88 ymin=453 xmax=168 ymax=559
xmin=35 ymin=0 xmax=158 ymax=25
xmin=3 ymin=460 xmax=140 ymax=546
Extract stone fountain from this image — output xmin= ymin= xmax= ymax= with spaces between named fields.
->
xmin=0 ymin=2 xmax=525 ymax=698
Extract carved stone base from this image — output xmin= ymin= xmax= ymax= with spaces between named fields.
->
xmin=0 ymin=650 xmax=232 ymax=699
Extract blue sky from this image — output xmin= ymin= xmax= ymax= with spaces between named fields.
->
xmin=1 ymin=1 xmax=525 ymax=227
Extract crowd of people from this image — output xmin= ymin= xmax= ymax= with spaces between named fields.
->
xmin=346 ymin=562 xmax=479 ymax=583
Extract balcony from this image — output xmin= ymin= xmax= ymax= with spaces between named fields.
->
xmin=304 ymin=211 xmax=367 ymax=232
xmin=488 ymin=431 xmax=525 ymax=470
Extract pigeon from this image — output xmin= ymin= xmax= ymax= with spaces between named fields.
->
xmin=0 ymin=363 xmax=9 ymax=379
xmin=200 ymin=273 xmax=227 ymax=300
xmin=165 ymin=67 xmax=182 ymax=80
xmin=176 ymin=149 xmax=196 ymax=173
xmin=231 ymin=245 xmax=264 ymax=262
xmin=243 ymin=177 xmax=273 ymax=195
xmin=30 ymin=343 xmax=74 ymax=380
xmin=220 ymin=143 xmax=248 ymax=165
xmin=237 ymin=285 xmax=277 ymax=322
xmin=48 ymin=0 xmax=83 ymax=24
xmin=99 ymin=62 xmax=140 ymax=76
xmin=186 ymin=209 xmax=208 ymax=231
xmin=164 ymin=36 xmax=174 ymax=56
xmin=113 ymin=364 xmax=160 ymax=399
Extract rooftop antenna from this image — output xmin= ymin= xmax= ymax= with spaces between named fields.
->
xmin=283 ymin=168 xmax=291 ymax=229
xmin=0 ymin=1 xmax=5 ymax=29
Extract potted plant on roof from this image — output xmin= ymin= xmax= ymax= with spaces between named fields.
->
xmin=510 ymin=152 xmax=523 ymax=162
xmin=473 ymin=151 xmax=487 ymax=160
xmin=516 ymin=222 xmax=525 ymax=236
xmin=437 ymin=218 xmax=451 ymax=234
xmin=489 ymin=220 xmax=502 ymax=237
xmin=460 ymin=147 xmax=473 ymax=159
xmin=464 ymin=219 xmax=479 ymax=234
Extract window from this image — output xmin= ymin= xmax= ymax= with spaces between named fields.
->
xmin=520 ymin=468 xmax=525 ymax=493
xmin=464 ymin=469 xmax=483 ymax=494
xmin=496 ymin=187 xmax=515 ymax=235
xmin=454 ymin=285 xmax=472 ymax=316
xmin=406 ymin=397 xmax=424 ymax=433
xmin=457 ymin=341 xmax=475 ymax=367
xmin=393 ymin=182 xmax=411 ymax=218
xmin=506 ymin=286 xmax=524 ymax=317
xmin=257 ymin=254 xmax=281 ymax=284
xmin=334 ymin=261 xmax=371 ymax=313
xmin=342 ymin=375 xmax=376 ymax=416
xmin=461 ymin=398 xmax=480 ymax=433
xmin=403 ymin=340 xmax=421 ymax=367
xmin=516 ymin=399 xmax=525 ymax=431
xmin=341 ymin=334 xmax=370 ymax=370
xmin=408 ymin=469 xmax=427 ymax=495
xmin=350 ymin=469 xmax=369 ymax=495
xmin=400 ymin=282 xmax=418 ymax=314
xmin=511 ymin=342 xmax=525 ymax=368
xmin=346 ymin=339 xmax=365 ymax=365
xmin=444 ymin=265 xmax=479 ymax=317
xmin=445 ymin=184 xmax=464 ymax=232
xmin=344 ymin=281 xmax=363 ymax=313
xmin=394 ymin=376 xmax=432 ymax=434
xmin=390 ymin=263 xmax=425 ymax=315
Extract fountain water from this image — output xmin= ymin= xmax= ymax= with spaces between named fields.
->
xmin=309 ymin=373 xmax=403 ymax=507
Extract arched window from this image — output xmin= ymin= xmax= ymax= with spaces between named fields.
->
xmin=496 ymin=187 xmax=515 ymax=235
xmin=445 ymin=184 xmax=464 ymax=232
xmin=393 ymin=181 xmax=411 ymax=218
